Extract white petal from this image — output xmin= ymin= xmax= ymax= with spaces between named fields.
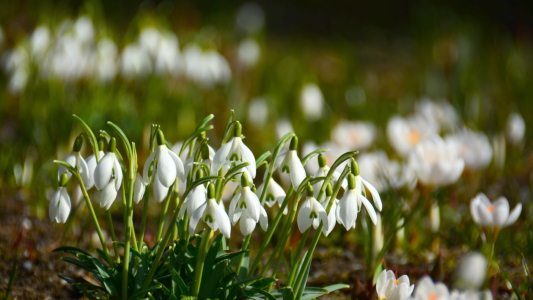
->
xmin=77 ymin=153 xmax=91 ymax=188
xmin=470 ymin=197 xmax=481 ymax=224
xmin=259 ymin=205 xmax=268 ymax=231
xmin=84 ymin=153 xmax=98 ymax=189
xmin=94 ymin=153 xmax=114 ymax=190
xmin=153 ymin=175 xmax=170 ymax=203
xmin=142 ymin=150 xmax=157 ymax=184
xmin=157 ymin=146 xmax=177 ymax=187
xmin=240 ymin=212 xmax=257 ymax=236
xmin=239 ymin=140 xmax=256 ymax=178
xmin=97 ymin=179 xmax=118 ymax=210
xmin=361 ymin=177 xmax=382 ymax=211
xmin=57 ymin=189 xmax=72 ymax=223
xmin=58 ymin=153 xmax=76 ymax=179
xmin=211 ymin=140 xmax=233 ymax=176
xmin=244 ymin=188 xmax=261 ymax=222
xmin=477 ymin=201 xmax=493 ymax=226
xmin=168 ymin=148 xmax=185 ymax=180
xmin=113 ymin=155 xmax=123 ymax=191
xmin=287 ymin=151 xmax=306 ymax=189
xmin=492 ymin=198 xmax=509 ymax=227
xmin=359 ymin=195 xmax=378 ymax=225
xmin=338 ymin=190 xmax=358 ymax=230
xmin=505 ymin=203 xmax=522 ymax=227
xmin=213 ymin=200 xmax=231 ymax=238
xmin=189 ymin=202 xmax=207 ymax=236
xmin=297 ymin=198 xmax=313 ymax=233
xmin=229 ymin=192 xmax=241 ymax=225
xmin=49 ymin=190 xmax=61 ymax=222
xmin=133 ymin=174 xmax=146 ymax=204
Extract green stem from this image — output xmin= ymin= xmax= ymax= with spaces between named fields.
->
xmin=156 ymin=189 xmax=173 ymax=242
xmin=138 ymin=184 xmax=151 ymax=250
xmin=4 ymin=253 xmax=18 ymax=300
xmin=293 ymin=223 xmax=323 ymax=297
xmin=106 ymin=210 xmax=121 ymax=264
xmin=191 ymin=228 xmax=212 ymax=297
xmin=122 ymin=176 xmax=135 ymax=300
xmin=286 ymin=229 xmax=310 ymax=286
xmin=235 ymin=235 xmax=252 ymax=277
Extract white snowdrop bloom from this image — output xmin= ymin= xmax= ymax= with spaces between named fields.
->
xmin=120 ymin=43 xmax=152 ymax=78
xmin=133 ymin=174 xmax=146 ymax=204
xmin=189 ymin=184 xmax=231 ymax=238
xmin=229 ymin=174 xmax=268 ymax=236
xmin=445 ymin=128 xmax=492 ymax=171
xmin=49 ymin=34 xmax=90 ymax=80
xmin=312 ymin=153 xmax=346 ymax=198
xmin=95 ymin=38 xmax=118 ymax=83
xmin=49 ymin=174 xmax=71 ymax=223
xmin=182 ymin=44 xmax=231 ymax=88
xmin=58 ymin=136 xmax=91 ymax=187
xmin=204 ymin=49 xmax=232 ymax=85
xmin=155 ymin=32 xmax=182 ymax=76
xmin=297 ymin=185 xmax=329 ymax=234
xmin=30 ymin=25 xmax=52 ymax=59
xmin=506 ymin=112 xmax=525 ymax=145
xmin=387 ymin=114 xmax=439 ymax=156
xmin=85 ymin=149 xmax=104 ymax=190
xmin=2 ymin=46 xmax=29 ymax=93
xmin=331 ymin=120 xmax=376 ymax=151
xmin=94 ymin=139 xmax=123 ymax=195
xmin=143 ymin=130 xmax=185 ymax=202
xmin=95 ymin=177 xmax=118 ymax=210
xmin=413 ymin=276 xmax=450 ymax=300
xmin=247 ymin=97 xmax=268 ymax=128
xmin=74 ymin=16 xmax=94 ymax=45
xmin=408 ymin=135 xmax=464 ymax=187
xmin=300 ymin=83 xmax=324 ymax=121
xmin=256 ymin=173 xmax=287 ymax=214
xmin=416 ymin=98 xmax=459 ymax=131
xmin=337 ymin=173 xmax=379 ymax=230
xmin=236 ymin=2 xmax=265 ymax=34
xmin=302 ymin=141 xmax=345 ymax=175
xmin=454 ymin=252 xmax=487 ymax=291
xmin=211 ymin=121 xmax=256 ymax=179
xmin=319 ymin=184 xmax=339 ymax=236
xmin=470 ymin=193 xmax=521 ymax=228
xmin=179 ymin=183 xmax=207 ymax=219
xmin=376 ymin=270 xmax=415 ymax=300
xmin=238 ymin=38 xmax=260 ymax=68
xmin=278 ymin=137 xmax=306 ymax=189
xmin=139 ymin=27 xmax=161 ymax=58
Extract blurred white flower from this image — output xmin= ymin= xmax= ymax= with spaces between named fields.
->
xmin=506 ymin=112 xmax=525 ymax=145
xmin=454 ymin=252 xmax=487 ymax=291
xmin=238 ymin=38 xmax=260 ymax=68
xmin=139 ymin=27 xmax=161 ymax=58
xmin=376 ymin=269 xmax=414 ymax=300
xmin=445 ymin=128 xmax=492 ymax=171
xmin=30 ymin=25 xmax=52 ymax=60
xmin=95 ymin=38 xmax=118 ymax=83
xmin=276 ymin=118 xmax=294 ymax=140
xmin=416 ymin=98 xmax=459 ymax=131
xmin=183 ymin=44 xmax=231 ymax=88
xmin=331 ymin=120 xmax=376 ymax=151
xmin=155 ymin=32 xmax=182 ymax=76
xmin=387 ymin=114 xmax=439 ymax=156
xmin=358 ymin=151 xmax=416 ymax=192
xmin=413 ymin=276 xmax=450 ymax=300
xmin=408 ymin=135 xmax=464 ymax=187
xmin=2 ymin=46 xmax=30 ymax=93
xmin=120 ymin=43 xmax=152 ymax=78
xmin=470 ymin=193 xmax=521 ymax=228
xmin=49 ymin=185 xmax=71 ymax=223
xmin=372 ymin=214 xmax=384 ymax=260
xmin=74 ymin=16 xmax=94 ymax=45
xmin=248 ymin=97 xmax=268 ymax=127
xmin=300 ymin=83 xmax=324 ymax=121
xmin=236 ymin=2 xmax=265 ymax=34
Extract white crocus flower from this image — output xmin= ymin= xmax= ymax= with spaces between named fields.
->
xmin=387 ymin=114 xmax=439 ymax=157
xmin=331 ymin=120 xmax=376 ymax=151
xmin=133 ymin=174 xmax=146 ymax=204
xmin=278 ymin=137 xmax=306 ymax=190
xmin=376 ymin=269 xmax=415 ymax=300
xmin=297 ymin=184 xmax=329 ymax=233
xmin=416 ymin=98 xmax=459 ymax=132
xmin=49 ymin=174 xmax=71 ymax=223
xmin=59 ymin=136 xmax=91 ymax=187
xmin=337 ymin=173 xmax=378 ymax=230
xmin=179 ymin=179 xmax=207 ymax=219
xmin=189 ymin=184 xmax=231 ymax=238
xmin=470 ymin=193 xmax=521 ymax=228
xmin=445 ymin=128 xmax=492 ymax=171
xmin=408 ymin=135 xmax=464 ymax=187
xmin=211 ymin=121 xmax=256 ymax=179
xmin=143 ymin=130 xmax=185 ymax=202
xmin=256 ymin=174 xmax=287 ymax=214
xmin=413 ymin=276 xmax=450 ymax=300
xmin=229 ymin=174 xmax=268 ymax=236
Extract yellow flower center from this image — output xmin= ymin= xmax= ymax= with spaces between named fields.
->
xmin=488 ymin=205 xmax=494 ymax=213
xmin=429 ymin=294 xmax=437 ymax=300
xmin=395 ymin=279 xmax=399 ymax=285
xmin=408 ymin=129 xmax=421 ymax=145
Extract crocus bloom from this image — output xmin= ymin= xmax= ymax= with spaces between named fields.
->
xmin=408 ymin=135 xmax=464 ymax=187
xmin=445 ymin=128 xmax=492 ymax=171
xmin=229 ymin=174 xmax=268 ymax=235
xmin=387 ymin=114 xmax=439 ymax=157
xmin=416 ymin=98 xmax=459 ymax=132
xmin=376 ymin=270 xmax=414 ymax=300
xmin=297 ymin=184 xmax=329 ymax=234
xmin=470 ymin=193 xmax=521 ymax=228
xmin=59 ymin=136 xmax=90 ymax=187
xmin=278 ymin=137 xmax=306 ymax=190
xmin=189 ymin=184 xmax=231 ymax=238
xmin=49 ymin=174 xmax=71 ymax=223
xmin=337 ymin=173 xmax=378 ymax=230
xmin=331 ymin=120 xmax=376 ymax=151
xmin=413 ymin=276 xmax=450 ymax=300
xmin=211 ymin=121 xmax=256 ymax=179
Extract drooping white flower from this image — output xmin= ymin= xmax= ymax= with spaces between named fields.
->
xmin=95 ymin=177 xmax=118 ymax=210
xmin=278 ymin=137 xmax=306 ymax=190
xmin=319 ymin=184 xmax=338 ymax=236
xmin=30 ymin=25 xmax=52 ymax=59
xmin=506 ymin=112 xmax=525 ymax=145
xmin=413 ymin=276 xmax=450 ymax=300
xmin=74 ymin=16 xmax=94 ymax=45
xmin=454 ymin=252 xmax=487 ymax=291
xmin=247 ymin=97 xmax=269 ymax=128
xmin=133 ymin=174 xmax=146 ymax=204
xmin=211 ymin=121 xmax=256 ymax=179
xmin=179 ymin=180 xmax=207 ymax=219
xmin=155 ymin=32 xmax=182 ymax=76
xmin=376 ymin=269 xmax=415 ymax=300
xmin=229 ymin=174 xmax=268 ymax=236
xmin=256 ymin=173 xmax=287 ymax=214
xmin=300 ymin=83 xmax=324 ymax=121
xmin=331 ymin=120 xmax=376 ymax=151
xmin=408 ymin=135 xmax=464 ymax=187
xmin=238 ymin=38 xmax=261 ymax=68
xmin=95 ymin=38 xmax=118 ymax=83
xmin=189 ymin=184 xmax=231 ymax=238
xmin=337 ymin=173 xmax=379 ymax=230
xmin=58 ymin=136 xmax=91 ymax=187
xmin=49 ymin=174 xmax=71 ymax=223
xmin=297 ymin=184 xmax=329 ymax=233
xmin=94 ymin=138 xmax=123 ymax=193
xmin=470 ymin=193 xmax=521 ymax=228
xmin=445 ymin=128 xmax=492 ymax=171
xmin=85 ymin=139 xmax=105 ymax=190
xmin=387 ymin=114 xmax=439 ymax=157
xmin=120 ymin=43 xmax=152 ymax=78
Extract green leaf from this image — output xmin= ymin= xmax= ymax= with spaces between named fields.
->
xmin=167 ymin=265 xmax=189 ymax=295
xmin=321 ymin=284 xmax=350 ymax=293
xmin=179 ymin=125 xmax=214 ymax=156
xmin=73 ymin=114 xmax=99 ymax=154
xmin=155 ymin=280 xmax=179 ymax=300
xmin=198 ymin=261 xmax=228 ymax=299
xmin=250 ymin=277 xmax=276 ymax=289
xmin=54 ymin=246 xmax=92 ymax=256
xmin=244 ymin=286 xmax=277 ymax=300
xmin=301 ymin=148 xmax=329 ymax=166
xmin=222 ymin=162 xmax=250 ymax=186
xmin=221 ymin=110 xmax=236 ymax=145
xmin=107 ymin=121 xmax=132 ymax=161
xmin=255 ymin=151 xmax=271 ymax=168
xmin=219 ymin=250 xmax=247 ymax=265
xmin=283 ymin=287 xmax=294 ymax=300
xmin=127 ymin=285 xmax=163 ymax=300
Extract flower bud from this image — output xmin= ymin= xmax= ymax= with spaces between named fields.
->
xmin=233 ymin=121 xmax=242 ymax=138
xmin=289 ymin=136 xmax=298 ymax=151
xmin=350 ymin=158 xmax=360 ymax=176
xmin=317 ymin=154 xmax=327 ymax=168
xmin=306 ymin=183 xmax=314 ymax=197
xmin=73 ymin=136 xmax=83 ymax=152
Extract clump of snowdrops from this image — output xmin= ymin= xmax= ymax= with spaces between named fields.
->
xmin=49 ymin=112 xmax=382 ymax=300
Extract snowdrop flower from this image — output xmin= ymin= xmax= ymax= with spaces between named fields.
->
xmin=387 ymin=114 xmax=439 ymax=156
xmin=120 ymin=43 xmax=152 ymax=78
xmin=211 ymin=121 xmax=256 ymax=179
xmin=155 ymin=32 xmax=182 ymax=76
xmin=376 ymin=269 xmax=414 ymax=300
xmin=189 ymin=184 xmax=231 ymax=238
xmin=229 ymin=173 xmax=268 ymax=235
xmin=74 ymin=16 xmax=94 ymax=45
xmin=2 ymin=46 xmax=30 ymax=93
xmin=94 ymin=138 xmax=123 ymax=209
xmin=413 ymin=276 xmax=450 ymax=300
xmin=297 ymin=184 xmax=329 ymax=234
xmin=256 ymin=173 xmax=287 ymax=214
xmin=143 ymin=130 xmax=185 ymax=202
xmin=247 ymin=97 xmax=268 ymax=128
xmin=506 ymin=112 xmax=525 ymax=145
xmin=49 ymin=173 xmax=71 ymax=223
xmin=178 ymin=171 xmax=207 ymax=219
xmin=312 ymin=153 xmax=346 ymax=197
xmin=30 ymin=25 xmax=52 ymax=59
xmin=445 ymin=128 xmax=492 ymax=171
xmin=84 ymin=140 xmax=105 ymax=190
xmin=331 ymin=120 xmax=376 ymax=151
xmin=470 ymin=193 xmax=521 ymax=228
xmin=133 ymin=174 xmax=146 ymax=204
xmin=303 ymin=141 xmax=345 ymax=175
xmin=300 ymin=83 xmax=324 ymax=121
xmin=416 ymin=98 xmax=459 ymax=132
xmin=238 ymin=38 xmax=260 ymax=68
xmin=408 ymin=135 xmax=464 ymax=187
xmin=320 ymin=183 xmax=338 ymax=236
xmin=58 ymin=136 xmax=90 ymax=187
xmin=454 ymin=252 xmax=487 ymax=290
xmin=139 ymin=27 xmax=162 ymax=58
xmin=337 ymin=173 xmax=378 ymax=230
xmin=95 ymin=38 xmax=118 ymax=83
xmin=278 ymin=137 xmax=306 ymax=189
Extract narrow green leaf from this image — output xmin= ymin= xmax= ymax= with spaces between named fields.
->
xmin=54 ymin=246 xmax=92 ymax=256
xmin=73 ymin=114 xmax=99 ymax=154
xmin=127 ymin=285 xmax=162 ymax=300
xmin=255 ymin=151 xmax=271 ymax=168
xmin=321 ymin=284 xmax=350 ymax=293
xmin=107 ymin=121 xmax=132 ymax=160
xmin=301 ymin=148 xmax=329 ymax=165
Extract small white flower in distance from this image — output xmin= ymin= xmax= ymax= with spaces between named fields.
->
xmin=470 ymin=193 xmax=521 ymax=228
xmin=445 ymin=128 xmax=492 ymax=171
xmin=189 ymin=184 xmax=231 ymax=238
xmin=413 ymin=276 xmax=450 ymax=300
xmin=408 ymin=135 xmax=464 ymax=187
xmin=229 ymin=173 xmax=268 ymax=236
xmin=506 ymin=112 xmax=525 ymax=145
xmin=376 ymin=269 xmax=414 ymax=300
xmin=49 ymin=173 xmax=71 ymax=223
xmin=58 ymin=136 xmax=90 ymax=187
xmin=454 ymin=252 xmax=487 ymax=291
xmin=238 ymin=38 xmax=260 ymax=68
xmin=300 ymin=83 xmax=324 ymax=121
xmin=278 ymin=136 xmax=306 ymax=190
xmin=331 ymin=120 xmax=376 ymax=151
xmin=211 ymin=121 xmax=256 ymax=179
xmin=416 ymin=98 xmax=459 ymax=132
xmin=297 ymin=184 xmax=329 ymax=233
xmin=387 ymin=114 xmax=439 ymax=157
